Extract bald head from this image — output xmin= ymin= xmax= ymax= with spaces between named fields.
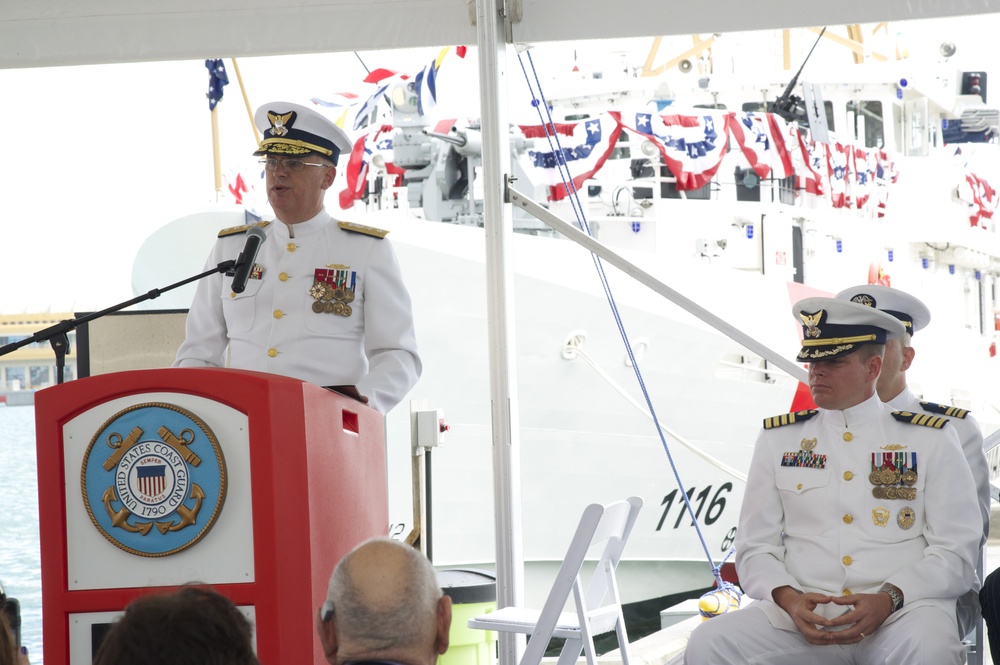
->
xmin=318 ymin=538 xmax=451 ymax=665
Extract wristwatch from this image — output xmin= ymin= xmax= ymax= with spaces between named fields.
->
xmin=879 ymin=583 xmax=904 ymax=613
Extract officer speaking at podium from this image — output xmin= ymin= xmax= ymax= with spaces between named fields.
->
xmin=175 ymin=101 xmax=420 ymax=414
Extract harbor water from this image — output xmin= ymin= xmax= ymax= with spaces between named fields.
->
xmin=0 ymin=405 xmax=42 ymax=664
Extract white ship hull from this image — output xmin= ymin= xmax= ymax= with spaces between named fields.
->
xmin=130 ymin=26 xmax=1000 ymax=614
xmin=378 ymin=216 xmax=807 ymax=605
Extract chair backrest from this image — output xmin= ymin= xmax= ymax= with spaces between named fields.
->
xmin=531 ymin=496 xmax=643 ymax=637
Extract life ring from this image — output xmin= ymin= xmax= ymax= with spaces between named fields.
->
xmin=868 ymin=262 xmax=891 ymax=286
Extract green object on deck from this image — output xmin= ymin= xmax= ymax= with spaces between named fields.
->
xmin=437 ymin=569 xmax=496 ymax=665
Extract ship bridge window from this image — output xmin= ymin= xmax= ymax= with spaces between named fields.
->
xmin=609 ymin=133 xmax=630 ymax=160
xmin=694 ymin=103 xmax=728 ymax=110
xmin=847 ymin=100 xmax=884 ymax=148
xmin=564 ymin=113 xmax=591 ymax=121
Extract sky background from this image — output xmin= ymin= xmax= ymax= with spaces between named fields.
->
xmin=2 ymin=14 xmax=999 ymax=314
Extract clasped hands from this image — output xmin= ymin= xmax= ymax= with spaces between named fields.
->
xmin=773 ymin=586 xmax=894 ymax=645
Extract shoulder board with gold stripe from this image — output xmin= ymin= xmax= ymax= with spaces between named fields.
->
xmin=891 ymin=411 xmax=949 ymax=429
xmin=338 ymin=221 xmax=389 ymax=238
xmin=918 ymin=401 xmax=970 ymax=419
xmin=218 ymin=220 xmax=272 ymax=238
xmin=762 ymin=410 xmax=819 ymax=430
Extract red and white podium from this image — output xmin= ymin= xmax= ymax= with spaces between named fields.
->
xmin=34 ymin=368 xmax=387 ymax=665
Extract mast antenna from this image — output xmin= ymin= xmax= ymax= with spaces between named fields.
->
xmin=768 ymin=27 xmax=826 ymax=125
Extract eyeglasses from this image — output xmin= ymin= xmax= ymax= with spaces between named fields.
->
xmin=259 ymin=157 xmax=333 ymax=172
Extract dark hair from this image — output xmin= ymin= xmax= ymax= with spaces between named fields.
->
xmin=94 ymin=586 xmax=258 ymax=665
xmin=0 ymin=613 xmax=16 ymax=665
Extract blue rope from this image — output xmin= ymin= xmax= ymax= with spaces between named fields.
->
xmin=517 ymin=50 xmax=730 ymax=589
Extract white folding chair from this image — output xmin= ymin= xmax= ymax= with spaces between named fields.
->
xmin=468 ymin=496 xmax=643 ymax=665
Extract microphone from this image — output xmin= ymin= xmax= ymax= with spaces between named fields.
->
xmin=231 ymin=226 xmax=267 ymax=293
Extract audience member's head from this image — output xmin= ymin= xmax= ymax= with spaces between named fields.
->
xmin=94 ymin=586 xmax=258 ymax=665
xmin=317 ymin=537 xmax=451 ymax=665
xmin=0 ymin=612 xmax=17 ymax=665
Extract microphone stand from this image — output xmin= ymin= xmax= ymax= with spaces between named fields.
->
xmin=0 ymin=260 xmax=236 ymax=385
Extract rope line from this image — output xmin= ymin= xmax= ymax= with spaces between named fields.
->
xmin=517 ymin=50 xmax=730 ymax=589
xmin=563 ymin=340 xmax=747 ymax=482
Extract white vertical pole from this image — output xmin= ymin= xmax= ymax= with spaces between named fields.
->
xmin=474 ymin=1 xmax=525 ymax=664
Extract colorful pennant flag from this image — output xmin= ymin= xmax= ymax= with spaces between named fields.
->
xmin=205 ymin=59 xmax=229 ymax=111
xmin=354 ymin=82 xmax=391 ymax=131
xmin=340 ymin=125 xmax=395 ymax=209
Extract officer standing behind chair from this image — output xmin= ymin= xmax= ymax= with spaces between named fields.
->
xmin=174 ymin=101 xmax=421 ymax=414
xmin=685 ymin=298 xmax=982 ymax=665
xmin=835 ymin=284 xmax=989 ymax=641
xmin=835 ymin=284 xmax=989 ymax=540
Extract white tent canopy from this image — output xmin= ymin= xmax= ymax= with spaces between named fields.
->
xmin=4 ymin=0 xmax=1000 ymax=69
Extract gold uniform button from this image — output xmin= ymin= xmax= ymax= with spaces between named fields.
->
xmin=843 ymin=471 xmax=853 ymax=481
xmin=843 ymin=514 xmax=853 ymax=524
xmin=267 ymin=348 xmax=278 ymax=358
xmin=279 ymin=272 xmax=289 ymax=282
xmin=843 ymin=432 xmax=853 ymax=442
xmin=842 ymin=589 xmax=852 ymax=596
xmin=796 ymin=483 xmax=803 ymax=490
xmin=842 ymin=556 xmax=853 ymax=566
xmin=273 ymin=310 xmax=284 ymax=319
xmin=229 ymin=292 xmax=236 ymax=298
xmin=287 ymin=243 xmax=297 ymax=252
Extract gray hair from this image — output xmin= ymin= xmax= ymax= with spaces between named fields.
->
xmin=327 ymin=537 xmax=442 ymax=652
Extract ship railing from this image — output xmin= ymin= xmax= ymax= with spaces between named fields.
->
xmin=562 ymin=334 xmax=750 ymax=482
xmin=505 ymin=185 xmax=809 ymax=385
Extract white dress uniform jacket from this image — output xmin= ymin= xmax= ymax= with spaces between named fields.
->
xmin=736 ymin=392 xmax=981 ymax=631
xmin=887 ymin=386 xmax=988 ymax=637
xmin=886 ymin=386 xmax=989 ymax=543
xmin=174 ymin=210 xmax=421 ymax=414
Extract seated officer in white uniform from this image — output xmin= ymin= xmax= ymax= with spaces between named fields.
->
xmin=174 ymin=101 xmax=421 ymax=414
xmin=835 ymin=284 xmax=988 ymax=639
xmin=685 ymin=298 xmax=982 ymax=665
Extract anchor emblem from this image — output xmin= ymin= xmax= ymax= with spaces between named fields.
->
xmin=82 ymin=402 xmax=227 ymax=557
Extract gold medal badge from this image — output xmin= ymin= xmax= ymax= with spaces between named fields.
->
xmin=800 ymin=310 xmax=823 ymax=339
xmin=872 ymin=507 xmax=890 ymax=527
xmin=897 ymin=506 xmax=916 ymax=530
xmin=800 ymin=438 xmax=817 ymax=451
xmin=311 ymin=267 xmax=356 ymax=317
